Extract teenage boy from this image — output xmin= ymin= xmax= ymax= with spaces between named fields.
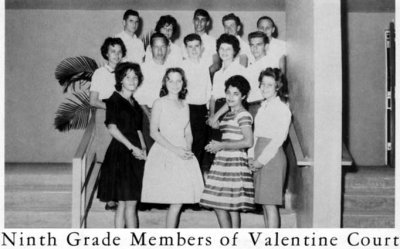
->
xmin=181 ymin=34 xmax=212 ymax=176
xmin=222 ymin=13 xmax=251 ymax=67
xmin=134 ymin=33 xmax=169 ymax=149
xmin=246 ymin=31 xmax=279 ymax=117
xmin=115 ymin=9 xmax=145 ymax=64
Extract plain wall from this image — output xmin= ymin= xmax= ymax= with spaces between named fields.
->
xmin=5 ymin=9 xmax=285 ymax=163
xmin=344 ymin=12 xmax=394 ymax=166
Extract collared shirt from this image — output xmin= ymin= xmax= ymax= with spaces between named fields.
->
xmin=115 ymin=31 xmax=145 ymax=64
xmin=134 ymin=59 xmax=168 ymax=107
xmin=211 ymin=60 xmax=246 ymax=100
xmin=248 ymin=96 xmax=291 ymax=165
xmin=181 ymin=57 xmax=212 ymax=105
xmin=145 ymin=41 xmax=183 ymax=66
xmin=89 ymin=64 xmax=115 ymax=100
xmin=246 ymin=55 xmax=280 ymax=102
xmin=266 ymin=38 xmax=286 ymax=65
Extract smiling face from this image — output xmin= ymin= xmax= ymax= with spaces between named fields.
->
xmin=218 ymin=43 xmax=235 ymax=62
xmin=249 ymin=37 xmax=267 ymax=60
xmin=107 ymin=44 xmax=123 ymax=66
xmin=123 ymin=15 xmax=139 ymax=34
xmin=166 ymin=71 xmax=183 ymax=95
xmin=160 ymin=24 xmax=174 ymax=40
xmin=193 ymin=15 xmax=209 ymax=34
xmin=121 ymin=69 xmax=139 ymax=92
xmin=257 ymin=19 xmax=275 ymax=39
xmin=259 ymin=75 xmax=278 ymax=100
xmin=225 ymin=85 xmax=245 ymax=108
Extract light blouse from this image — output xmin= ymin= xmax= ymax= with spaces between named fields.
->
xmin=248 ymin=96 xmax=291 ymax=165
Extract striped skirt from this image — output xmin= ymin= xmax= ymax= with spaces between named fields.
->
xmin=200 ymin=150 xmax=255 ymax=211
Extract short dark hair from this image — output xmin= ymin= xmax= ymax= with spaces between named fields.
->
xmin=257 ymin=16 xmax=279 ymax=38
xmin=155 ymin=15 xmax=178 ymax=40
xmin=184 ymin=33 xmax=202 ymax=46
xmin=216 ymin=33 xmax=240 ymax=58
xmin=222 ymin=13 xmax=242 ymax=27
xmin=258 ymin=67 xmax=288 ymax=101
xmin=160 ymin=68 xmax=188 ymax=100
xmin=150 ymin=32 xmax=170 ymax=47
xmin=123 ymin=9 xmax=139 ymax=21
xmin=248 ymin=31 xmax=269 ymax=44
xmin=225 ymin=75 xmax=251 ymax=99
xmin=114 ymin=62 xmax=143 ymax=91
xmin=100 ymin=37 xmax=127 ymax=60
xmin=193 ymin=9 xmax=211 ymax=21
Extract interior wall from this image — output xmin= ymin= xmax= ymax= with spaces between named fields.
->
xmin=5 ymin=9 xmax=285 ymax=163
xmin=344 ymin=12 xmax=394 ymax=166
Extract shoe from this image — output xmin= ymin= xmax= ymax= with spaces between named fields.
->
xmin=105 ymin=203 xmax=117 ymax=211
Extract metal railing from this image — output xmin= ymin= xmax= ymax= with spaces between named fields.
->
xmin=71 ymin=114 xmax=99 ymax=228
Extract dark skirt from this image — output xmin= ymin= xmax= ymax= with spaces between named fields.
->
xmin=253 ymin=138 xmax=287 ymax=205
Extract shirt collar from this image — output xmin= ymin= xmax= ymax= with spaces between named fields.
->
xmin=104 ymin=64 xmax=114 ymax=73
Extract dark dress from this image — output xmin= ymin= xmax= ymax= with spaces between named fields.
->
xmin=97 ymin=92 xmax=144 ymax=202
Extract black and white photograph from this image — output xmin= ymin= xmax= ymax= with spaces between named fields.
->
xmin=3 ymin=0 xmax=397 ymax=233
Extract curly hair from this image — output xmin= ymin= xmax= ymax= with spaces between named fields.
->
xmin=155 ymin=15 xmax=179 ymax=40
xmin=114 ymin=62 xmax=143 ymax=91
xmin=258 ymin=67 xmax=288 ymax=102
xmin=216 ymin=33 xmax=240 ymax=58
xmin=224 ymin=75 xmax=250 ymax=109
xmin=160 ymin=68 xmax=188 ymax=100
xmin=100 ymin=37 xmax=127 ymax=60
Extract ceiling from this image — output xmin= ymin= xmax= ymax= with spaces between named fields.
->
xmin=6 ymin=0 xmax=395 ymax=12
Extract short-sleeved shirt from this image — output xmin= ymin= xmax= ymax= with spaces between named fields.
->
xmin=115 ymin=31 xmax=145 ymax=64
xmin=220 ymin=110 xmax=253 ymax=142
xmin=211 ymin=60 xmax=247 ymax=100
xmin=266 ymin=38 xmax=286 ymax=65
xmin=134 ymin=59 xmax=168 ymax=107
xmin=89 ymin=64 xmax=115 ymax=100
xmin=181 ymin=58 xmax=212 ymax=105
xmin=246 ymin=55 xmax=280 ymax=102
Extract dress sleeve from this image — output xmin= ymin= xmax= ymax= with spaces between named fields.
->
xmin=257 ymin=107 xmax=291 ymax=165
xmin=104 ymin=95 xmax=118 ymax=126
xmin=237 ymin=112 xmax=253 ymax=127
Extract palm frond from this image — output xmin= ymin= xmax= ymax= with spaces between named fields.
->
xmin=55 ymin=56 xmax=98 ymax=93
xmin=54 ymin=91 xmax=95 ymax=132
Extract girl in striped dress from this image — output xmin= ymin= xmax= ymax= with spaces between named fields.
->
xmin=200 ymin=75 xmax=255 ymax=228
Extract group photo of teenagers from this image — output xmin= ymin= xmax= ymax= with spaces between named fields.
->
xmin=4 ymin=0 xmax=396 ymax=230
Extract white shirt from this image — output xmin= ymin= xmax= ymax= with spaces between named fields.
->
xmin=181 ymin=58 xmax=212 ymax=105
xmin=115 ymin=31 xmax=145 ymax=64
xmin=246 ymin=55 xmax=280 ymax=102
xmin=267 ymin=38 xmax=286 ymax=65
xmin=134 ymin=59 xmax=168 ymax=107
xmin=182 ymin=33 xmax=216 ymax=66
xmin=145 ymin=41 xmax=183 ymax=66
xmin=248 ymin=96 xmax=291 ymax=165
xmin=211 ymin=60 xmax=247 ymax=100
xmin=236 ymin=35 xmax=252 ymax=61
xmin=89 ymin=64 xmax=115 ymax=100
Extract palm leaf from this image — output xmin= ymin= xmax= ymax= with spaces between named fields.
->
xmin=55 ymin=56 xmax=98 ymax=93
xmin=54 ymin=91 xmax=95 ymax=132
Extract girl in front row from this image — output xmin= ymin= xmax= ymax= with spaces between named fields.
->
xmin=200 ymin=75 xmax=255 ymax=228
xmin=141 ymin=68 xmax=204 ymax=228
xmin=97 ymin=62 xmax=147 ymax=228
xmin=248 ymin=68 xmax=291 ymax=228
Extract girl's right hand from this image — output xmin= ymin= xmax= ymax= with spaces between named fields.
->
xmin=131 ymin=147 xmax=146 ymax=160
xmin=174 ymin=147 xmax=194 ymax=160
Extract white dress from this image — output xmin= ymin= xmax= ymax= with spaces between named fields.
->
xmin=141 ymin=99 xmax=204 ymax=203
